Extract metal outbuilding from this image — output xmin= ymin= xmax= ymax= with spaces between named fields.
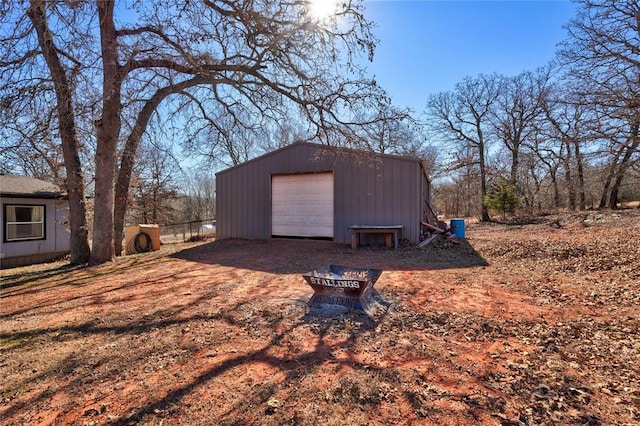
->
xmin=215 ymin=142 xmax=433 ymax=246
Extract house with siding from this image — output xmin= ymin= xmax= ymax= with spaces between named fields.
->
xmin=1 ymin=174 xmax=70 ymax=268
xmin=215 ymin=142 xmax=433 ymax=246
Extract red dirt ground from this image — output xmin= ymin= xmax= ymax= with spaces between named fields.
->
xmin=1 ymin=210 xmax=639 ymax=425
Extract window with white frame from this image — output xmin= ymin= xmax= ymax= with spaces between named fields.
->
xmin=4 ymin=204 xmax=45 ymax=241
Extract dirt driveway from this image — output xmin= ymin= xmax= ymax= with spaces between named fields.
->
xmin=1 ymin=211 xmax=639 ymax=425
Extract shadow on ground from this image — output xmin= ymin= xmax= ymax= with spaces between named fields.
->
xmin=170 ymin=237 xmax=488 ymax=274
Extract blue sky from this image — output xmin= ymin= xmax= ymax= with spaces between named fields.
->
xmin=361 ymin=0 xmax=577 ymax=112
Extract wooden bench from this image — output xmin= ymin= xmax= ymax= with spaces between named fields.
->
xmin=350 ymin=225 xmax=403 ymax=250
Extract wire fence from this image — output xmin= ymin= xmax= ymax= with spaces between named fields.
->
xmin=158 ymin=219 xmax=216 ymax=244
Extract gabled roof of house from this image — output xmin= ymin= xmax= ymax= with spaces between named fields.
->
xmin=0 ymin=174 xmax=64 ymax=199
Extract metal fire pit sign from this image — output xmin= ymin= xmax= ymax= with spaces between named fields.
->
xmin=302 ymin=264 xmax=383 ymax=311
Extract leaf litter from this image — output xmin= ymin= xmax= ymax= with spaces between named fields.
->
xmin=0 ymin=210 xmax=639 ymax=425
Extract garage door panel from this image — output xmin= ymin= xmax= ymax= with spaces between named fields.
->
xmin=272 ymin=173 xmax=334 ymax=238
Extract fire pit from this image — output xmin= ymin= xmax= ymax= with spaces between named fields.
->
xmin=302 ymin=264 xmax=383 ymax=311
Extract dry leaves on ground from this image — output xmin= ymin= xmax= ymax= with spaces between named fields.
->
xmin=1 ymin=209 xmax=639 ymax=425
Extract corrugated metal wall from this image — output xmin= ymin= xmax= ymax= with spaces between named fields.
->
xmin=215 ymin=142 xmax=430 ymax=244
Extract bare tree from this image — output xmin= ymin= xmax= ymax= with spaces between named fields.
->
xmin=127 ymin=138 xmax=180 ymax=229
xmin=560 ymin=0 xmax=640 ymax=209
xmin=4 ymin=2 xmax=94 ymax=264
xmin=492 ymin=67 xmax=551 ymax=194
xmin=181 ymin=171 xmax=217 ymax=223
xmin=2 ymin=0 xmax=390 ymax=264
xmin=529 ymin=128 xmax=565 ymax=210
xmin=519 ymin=150 xmax=546 ymax=214
xmin=0 ymin=111 xmax=66 ymax=184
xmin=259 ymin=118 xmax=311 ymax=154
xmin=356 ymin=104 xmax=415 ymax=154
xmin=425 ymin=74 xmax=503 ymax=221
xmin=537 ymin=81 xmax=593 ymax=211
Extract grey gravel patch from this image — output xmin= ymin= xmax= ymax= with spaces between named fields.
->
xmin=303 ymin=291 xmax=391 ymax=328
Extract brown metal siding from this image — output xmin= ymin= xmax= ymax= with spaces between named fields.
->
xmin=331 ymin=155 xmax=422 ymax=244
xmin=217 ymin=143 xmax=334 ymax=240
xmin=216 ymin=142 xmax=429 ymax=244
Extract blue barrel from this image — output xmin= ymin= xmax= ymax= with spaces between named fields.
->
xmin=450 ymin=219 xmax=465 ymax=238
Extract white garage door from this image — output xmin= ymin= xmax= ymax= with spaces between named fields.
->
xmin=272 ymin=172 xmax=334 ymax=238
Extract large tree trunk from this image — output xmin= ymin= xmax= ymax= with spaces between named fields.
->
xmin=27 ymin=0 xmax=90 ymax=264
xmin=113 ymin=121 xmax=145 ymax=257
xmin=574 ymin=139 xmax=586 ymax=211
xmin=599 ymin=163 xmax=615 ymax=209
xmin=91 ymin=0 xmax=121 ymax=265
xmin=609 ymin=182 xmax=620 ymax=209
xmin=479 ymin=142 xmax=491 ymax=222
xmin=114 ymin=77 xmax=207 ymax=256
xmin=609 ymin=123 xmax=640 ymax=209
xmin=511 ymin=156 xmax=519 ymax=194
xmin=599 ymin=127 xmax=638 ymax=209
xmin=113 ymin=172 xmax=131 ymax=257
xmin=550 ymin=170 xmax=560 ymax=209
xmin=114 ymin=96 xmax=161 ymax=256
xmin=92 ymin=126 xmax=119 ymax=264
xmin=564 ymin=140 xmax=576 ymax=211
